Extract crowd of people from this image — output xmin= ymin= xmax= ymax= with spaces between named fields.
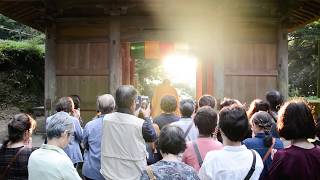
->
xmin=1 ymin=82 xmax=320 ymax=180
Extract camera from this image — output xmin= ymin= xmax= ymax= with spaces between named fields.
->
xmin=135 ymin=95 xmax=150 ymax=110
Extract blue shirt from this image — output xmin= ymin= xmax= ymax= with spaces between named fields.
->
xmin=46 ymin=112 xmax=83 ymax=164
xmin=243 ymin=133 xmax=284 ymax=179
xmin=82 ymin=114 xmax=105 ymax=180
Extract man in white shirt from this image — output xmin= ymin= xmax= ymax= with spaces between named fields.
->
xmin=171 ymin=99 xmax=198 ymax=141
xmin=199 ymin=104 xmax=263 ymax=180
xmin=100 ymin=85 xmax=156 ymax=180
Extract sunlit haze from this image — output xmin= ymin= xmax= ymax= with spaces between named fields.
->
xmin=162 ymin=53 xmax=197 ymax=85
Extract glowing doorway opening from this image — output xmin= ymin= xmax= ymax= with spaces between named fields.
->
xmin=161 ymin=53 xmax=197 ymax=88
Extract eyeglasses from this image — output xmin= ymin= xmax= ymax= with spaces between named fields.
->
xmin=65 ymin=130 xmax=73 ymax=137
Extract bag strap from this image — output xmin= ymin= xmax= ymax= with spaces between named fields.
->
xmin=192 ymin=141 xmax=203 ymax=167
xmin=146 ymin=166 xmax=157 ymax=180
xmin=0 ymin=146 xmax=25 ymax=179
xmin=262 ymin=138 xmax=275 ymax=162
xmin=184 ymin=122 xmax=194 ymax=139
xmin=244 ymin=150 xmax=256 ymax=180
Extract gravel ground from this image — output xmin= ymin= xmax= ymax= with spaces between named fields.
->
xmin=0 ymin=106 xmax=45 ymax=147
xmin=0 ymin=106 xmax=20 ymax=143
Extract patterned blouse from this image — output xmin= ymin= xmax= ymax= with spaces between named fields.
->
xmin=0 ymin=146 xmax=33 ymax=180
xmin=140 ymin=160 xmax=200 ymax=180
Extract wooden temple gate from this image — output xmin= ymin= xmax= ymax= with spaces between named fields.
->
xmin=0 ymin=0 xmax=320 ymax=120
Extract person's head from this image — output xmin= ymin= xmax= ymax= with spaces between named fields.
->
xmin=179 ymin=99 xmax=194 ymax=118
xmin=1 ymin=113 xmax=36 ymax=149
xmin=160 ymin=95 xmax=177 ymax=113
xmin=55 ymin=97 xmax=74 ymax=113
xmin=219 ymin=104 xmax=249 ymax=142
xmin=266 ymin=90 xmax=284 ymax=112
xmin=277 ymin=99 xmax=316 ymax=140
xmin=96 ymin=94 xmax=115 ymax=114
xmin=247 ymin=99 xmax=270 ymax=119
xmin=162 ymin=79 xmax=171 ymax=85
xmin=194 ymin=106 xmax=218 ymax=136
xmin=198 ymin=95 xmax=216 ymax=109
xmin=115 ymin=85 xmax=137 ymax=112
xmin=46 ymin=112 xmax=74 ymax=148
xmin=157 ymin=125 xmax=186 ymax=155
xmin=251 ymin=111 xmax=274 ymax=147
xmin=220 ymin=98 xmax=241 ymax=110
xmin=141 ymin=100 xmax=148 ymax=109
xmin=70 ymin=95 xmax=81 ymax=110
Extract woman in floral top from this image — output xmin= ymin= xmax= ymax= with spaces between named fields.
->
xmin=140 ymin=125 xmax=199 ymax=180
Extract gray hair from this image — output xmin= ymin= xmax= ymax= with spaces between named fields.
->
xmin=97 ymin=94 xmax=115 ymax=114
xmin=46 ymin=112 xmax=74 ymax=140
xmin=55 ymin=97 xmax=73 ymax=113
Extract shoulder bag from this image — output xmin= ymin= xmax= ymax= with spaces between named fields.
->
xmin=244 ymin=149 xmax=256 ymax=180
xmin=184 ymin=122 xmax=194 ymax=139
xmin=192 ymin=141 xmax=203 ymax=167
xmin=0 ymin=147 xmax=25 ymax=180
xmin=262 ymin=138 xmax=275 ymax=161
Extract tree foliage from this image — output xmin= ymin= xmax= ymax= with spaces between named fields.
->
xmin=0 ymin=40 xmax=44 ymax=111
xmin=135 ymin=58 xmax=164 ymax=96
xmin=288 ymin=20 xmax=320 ymax=97
xmin=0 ymin=14 xmax=42 ymax=40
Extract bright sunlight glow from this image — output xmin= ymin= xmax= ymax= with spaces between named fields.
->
xmin=162 ymin=53 xmax=197 ymax=85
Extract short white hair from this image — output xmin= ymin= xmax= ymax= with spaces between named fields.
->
xmin=96 ymin=94 xmax=115 ymax=114
xmin=46 ymin=112 xmax=74 ymax=139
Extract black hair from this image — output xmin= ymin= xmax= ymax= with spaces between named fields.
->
xmin=179 ymin=99 xmax=194 ymax=118
xmin=219 ymin=104 xmax=249 ymax=142
xmin=220 ymin=98 xmax=241 ymax=110
xmin=55 ymin=97 xmax=73 ymax=113
xmin=1 ymin=114 xmax=36 ymax=149
xmin=115 ymin=85 xmax=137 ymax=110
xmin=70 ymin=95 xmax=81 ymax=109
xmin=160 ymin=95 xmax=177 ymax=113
xmin=157 ymin=125 xmax=186 ymax=155
xmin=278 ymin=100 xmax=316 ymax=140
xmin=251 ymin=111 xmax=274 ymax=147
xmin=194 ymin=106 xmax=218 ymax=136
xmin=247 ymin=99 xmax=271 ymax=119
xmin=198 ymin=95 xmax=216 ymax=109
xmin=266 ymin=90 xmax=284 ymax=112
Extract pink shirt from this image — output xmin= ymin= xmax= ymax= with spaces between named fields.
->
xmin=182 ymin=137 xmax=223 ymax=172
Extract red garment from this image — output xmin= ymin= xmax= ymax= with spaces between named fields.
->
xmin=182 ymin=138 xmax=223 ymax=172
xmin=267 ymin=145 xmax=320 ymax=180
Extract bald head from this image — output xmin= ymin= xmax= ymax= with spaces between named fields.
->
xmin=97 ymin=94 xmax=115 ymax=114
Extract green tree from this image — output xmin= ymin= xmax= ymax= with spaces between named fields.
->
xmin=135 ymin=58 xmax=165 ymax=96
xmin=288 ymin=20 xmax=320 ymax=97
xmin=0 ymin=14 xmax=41 ymax=40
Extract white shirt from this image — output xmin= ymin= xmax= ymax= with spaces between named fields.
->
xmin=28 ymin=144 xmax=82 ymax=180
xmin=171 ymin=118 xmax=199 ymax=141
xmin=199 ymin=145 xmax=263 ymax=180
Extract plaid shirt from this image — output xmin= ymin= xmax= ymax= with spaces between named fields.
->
xmin=0 ymin=146 xmax=33 ymax=180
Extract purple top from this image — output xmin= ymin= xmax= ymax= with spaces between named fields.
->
xmin=267 ymin=145 xmax=320 ymax=180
